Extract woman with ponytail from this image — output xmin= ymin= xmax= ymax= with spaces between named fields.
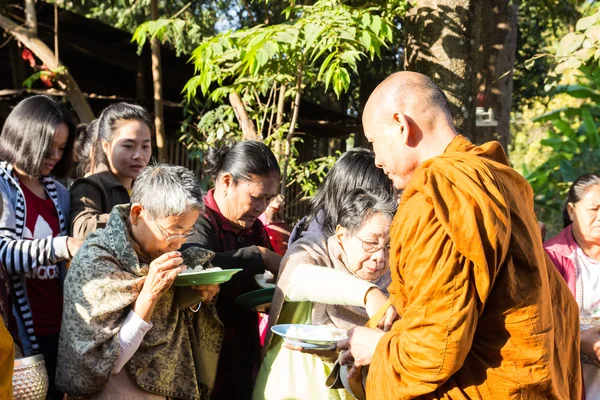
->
xmin=185 ymin=140 xmax=282 ymax=400
xmin=69 ymin=102 xmax=152 ymax=240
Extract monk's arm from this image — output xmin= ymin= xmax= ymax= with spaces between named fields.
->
xmin=367 ymin=219 xmax=482 ymax=397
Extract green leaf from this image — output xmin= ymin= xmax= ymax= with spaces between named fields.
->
xmin=360 ymin=30 xmax=371 ymax=49
xmin=556 ymin=32 xmax=585 ymax=57
xmin=586 ymin=25 xmax=600 ymax=42
xmin=581 ymin=107 xmax=600 ymax=148
xmin=324 ymin=62 xmax=336 ymax=91
xmin=201 ymin=68 xmax=213 ymax=95
xmin=273 ymin=30 xmax=297 ymax=44
xmin=132 ymin=22 xmax=149 ymax=54
xmin=264 ymin=41 xmax=279 ymax=58
xmin=574 ymin=48 xmax=595 ymax=63
xmin=256 ymin=48 xmax=269 ymax=67
xmin=339 ymin=67 xmax=350 ymax=91
xmin=22 ymin=71 xmax=54 ymax=89
xmin=555 ymin=58 xmax=582 ymax=74
xmin=333 ymin=72 xmax=343 ymax=97
xmin=339 ymin=28 xmax=356 ymax=41
xmin=183 ymin=75 xmax=203 ymax=100
xmin=370 ymin=34 xmax=381 ymax=58
xmin=551 ymin=119 xmax=576 ymax=138
xmin=559 ymin=160 xmax=578 ymax=182
xmin=361 ymin=14 xmax=370 ymax=28
xmin=318 ymin=51 xmax=337 ymax=81
xmin=303 ymin=23 xmax=325 ymax=51
xmin=524 ymin=57 xmax=536 ymax=70
xmin=533 ymin=107 xmax=599 ymax=123
xmin=576 ymin=14 xmax=598 ymax=31
xmin=552 ymin=85 xmax=600 ymax=103
xmin=371 ymin=15 xmax=382 ymax=35
xmin=339 ymin=50 xmax=362 ymax=72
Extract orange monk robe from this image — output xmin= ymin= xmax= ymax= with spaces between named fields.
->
xmin=367 ymin=135 xmax=581 ymax=399
xmin=0 ymin=320 xmax=14 ymax=399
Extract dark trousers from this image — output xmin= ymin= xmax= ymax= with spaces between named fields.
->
xmin=37 ymin=333 xmax=63 ymax=400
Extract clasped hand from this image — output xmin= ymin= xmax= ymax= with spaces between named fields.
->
xmin=337 ymin=327 xmax=386 ymax=378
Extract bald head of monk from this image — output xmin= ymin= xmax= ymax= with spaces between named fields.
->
xmin=363 ymin=72 xmax=458 ymax=190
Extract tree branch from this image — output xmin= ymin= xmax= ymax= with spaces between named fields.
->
xmin=0 ymin=12 xmax=95 ymax=122
xmin=24 ymin=0 xmax=36 ymax=36
xmin=151 ymin=0 xmax=167 ymax=160
xmin=229 ymin=91 xmax=259 ymax=141
xmin=280 ymin=66 xmax=303 ymax=195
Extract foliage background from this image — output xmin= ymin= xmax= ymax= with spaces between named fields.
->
xmin=510 ymin=2 xmax=600 ymax=237
xmin=56 ymin=0 xmax=600 ymax=229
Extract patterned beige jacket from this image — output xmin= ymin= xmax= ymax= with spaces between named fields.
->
xmin=56 ymin=205 xmax=223 ymax=400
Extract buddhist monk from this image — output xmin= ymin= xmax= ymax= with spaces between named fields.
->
xmin=337 ymin=72 xmax=581 ymax=399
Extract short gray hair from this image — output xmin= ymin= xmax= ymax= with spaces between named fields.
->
xmin=330 ymin=188 xmax=397 ymax=236
xmin=131 ymin=163 xmax=204 ymax=219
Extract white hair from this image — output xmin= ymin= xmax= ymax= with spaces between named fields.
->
xmin=131 ymin=163 xmax=203 ymax=219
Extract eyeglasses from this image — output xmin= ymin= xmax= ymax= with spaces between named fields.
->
xmin=354 ymin=235 xmax=391 ymax=254
xmin=154 ymin=220 xmax=196 ymax=242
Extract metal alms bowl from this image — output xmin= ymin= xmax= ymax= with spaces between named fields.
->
xmin=13 ymin=355 xmax=49 ymax=400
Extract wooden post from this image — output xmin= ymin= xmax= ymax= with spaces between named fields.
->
xmin=150 ymin=0 xmax=167 ymax=161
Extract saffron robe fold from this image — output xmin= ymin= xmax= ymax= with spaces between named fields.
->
xmin=367 ymin=135 xmax=581 ymax=399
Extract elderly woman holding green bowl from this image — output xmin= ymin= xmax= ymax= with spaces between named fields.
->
xmin=56 ymin=164 xmax=222 ymax=400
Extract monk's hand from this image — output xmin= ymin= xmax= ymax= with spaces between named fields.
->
xmin=580 ymin=326 xmax=600 ymax=368
xmin=190 ymin=284 xmax=220 ymax=303
xmin=282 ymin=342 xmax=338 ymax=363
xmin=377 ymin=304 xmax=399 ymax=332
xmin=364 ymin=287 xmax=388 ymax=318
xmin=337 ymin=327 xmax=385 ymax=377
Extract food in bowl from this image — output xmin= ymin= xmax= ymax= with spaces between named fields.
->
xmin=179 ymin=265 xmax=223 ymax=275
xmin=286 ymin=325 xmax=347 ymax=342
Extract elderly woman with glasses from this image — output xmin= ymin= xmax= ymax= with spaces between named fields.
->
xmin=56 ymin=164 xmax=222 ymax=400
xmin=253 ymin=188 xmax=398 ymax=400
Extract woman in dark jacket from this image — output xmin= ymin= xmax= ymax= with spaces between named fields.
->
xmin=185 ymin=141 xmax=281 ymax=400
xmin=69 ymin=103 xmax=152 ymax=240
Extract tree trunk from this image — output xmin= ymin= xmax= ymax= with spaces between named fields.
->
xmin=404 ymin=0 xmax=479 ymax=139
xmin=275 ymin=84 xmax=286 ymax=128
xmin=404 ymin=0 xmax=517 ymax=148
xmin=150 ymin=0 xmax=167 ymax=161
xmin=0 ymin=12 xmax=95 ymax=123
xmin=472 ymin=0 xmax=519 ymax=149
xmin=24 ymin=0 xmax=36 ymax=36
xmin=280 ymin=69 xmax=303 ymax=196
xmin=229 ymin=92 xmax=259 ymax=140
